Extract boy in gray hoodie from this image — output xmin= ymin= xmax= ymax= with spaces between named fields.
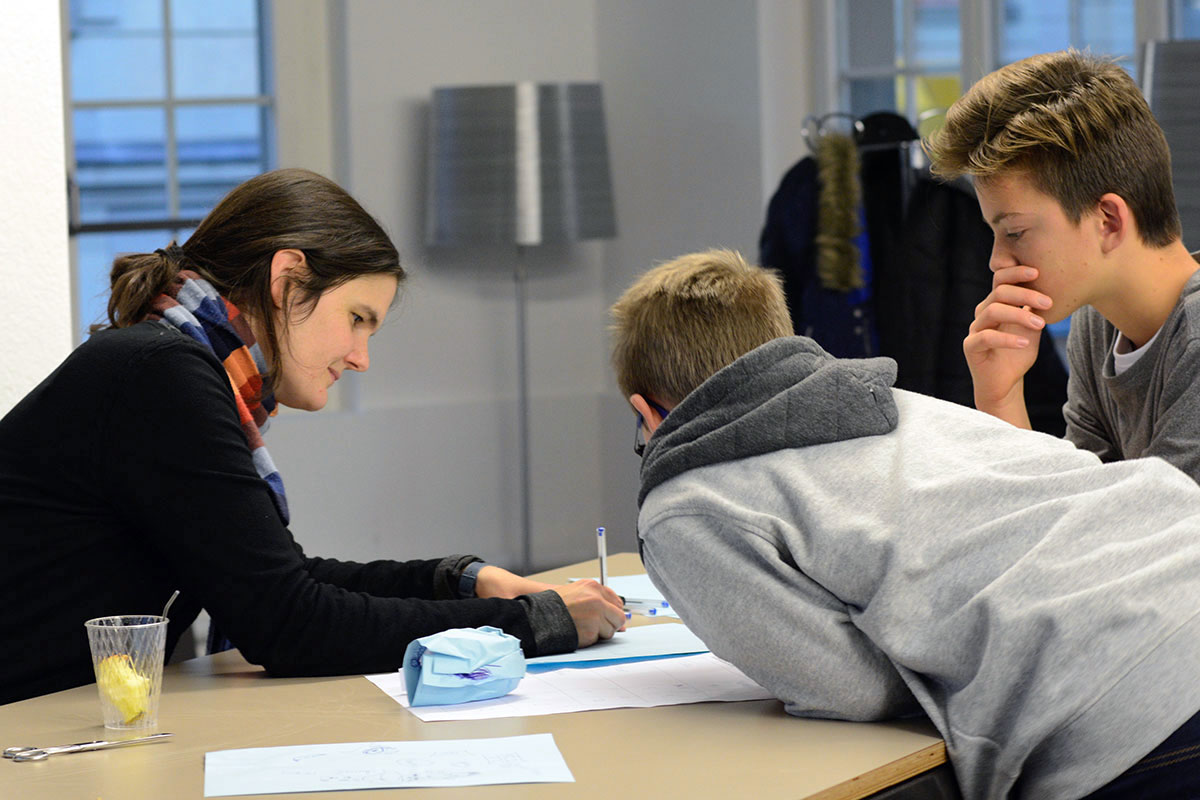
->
xmin=610 ymin=249 xmax=1200 ymax=800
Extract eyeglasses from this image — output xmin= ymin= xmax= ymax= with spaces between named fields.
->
xmin=634 ymin=401 xmax=671 ymax=457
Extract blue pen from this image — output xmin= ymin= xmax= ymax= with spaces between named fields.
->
xmin=625 ymin=607 xmax=666 ymax=618
xmin=624 ymin=600 xmax=672 ymax=616
xmin=597 ymin=527 xmax=608 ymax=587
xmin=623 ymin=599 xmax=670 ymax=609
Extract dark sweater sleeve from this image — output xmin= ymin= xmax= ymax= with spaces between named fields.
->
xmin=100 ymin=335 xmax=575 ymax=675
xmin=295 ymin=550 xmax=470 ymax=600
xmin=295 ymin=550 xmax=577 ymax=651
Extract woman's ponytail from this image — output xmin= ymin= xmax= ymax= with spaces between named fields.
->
xmin=98 ymin=244 xmax=187 ymax=332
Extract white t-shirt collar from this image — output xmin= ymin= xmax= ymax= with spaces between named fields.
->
xmin=1112 ymin=326 xmax=1162 ymax=376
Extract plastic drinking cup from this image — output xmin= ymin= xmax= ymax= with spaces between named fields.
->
xmin=84 ymin=615 xmax=168 ymax=730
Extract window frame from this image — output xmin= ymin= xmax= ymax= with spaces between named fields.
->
xmin=61 ymin=0 xmax=277 ymax=341
xmin=831 ymin=0 xmax=1174 ymax=126
xmin=836 ymin=0 xmax=962 ymax=126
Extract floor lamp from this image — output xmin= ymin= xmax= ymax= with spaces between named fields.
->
xmin=425 ymin=81 xmax=617 ymax=574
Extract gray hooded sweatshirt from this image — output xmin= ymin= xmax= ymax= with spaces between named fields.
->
xmin=637 ymin=336 xmax=1200 ymax=800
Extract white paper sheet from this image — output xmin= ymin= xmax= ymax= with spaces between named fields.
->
xmin=573 ymin=573 xmax=681 ymax=617
xmin=203 ymin=734 xmax=573 ymax=797
xmin=525 ymin=620 xmax=708 ymax=669
xmin=573 ymin=573 xmax=665 ymax=602
xmin=366 ymin=653 xmax=773 ymax=722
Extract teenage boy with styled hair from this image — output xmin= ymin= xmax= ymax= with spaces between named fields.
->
xmin=926 ymin=49 xmax=1200 ymax=481
xmin=612 ymin=248 xmax=1200 ymax=800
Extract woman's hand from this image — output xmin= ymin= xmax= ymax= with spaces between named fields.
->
xmin=473 ymin=565 xmax=554 ymax=599
xmin=550 ymin=579 xmax=627 ymax=647
xmin=475 ymin=567 xmax=626 ymax=647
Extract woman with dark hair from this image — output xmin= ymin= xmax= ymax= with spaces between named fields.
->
xmin=0 ymin=168 xmax=623 ymax=705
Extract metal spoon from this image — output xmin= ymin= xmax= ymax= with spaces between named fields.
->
xmin=6 ymin=732 xmax=173 ymax=761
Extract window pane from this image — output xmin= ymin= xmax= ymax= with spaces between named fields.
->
xmin=847 ymin=0 xmax=898 ymax=71
xmin=171 ymin=0 xmax=262 ymax=98
xmin=912 ymin=0 xmax=960 ymax=69
xmin=69 ymin=0 xmax=165 ymax=101
xmin=914 ymin=73 xmax=962 ymax=118
xmin=1176 ymin=0 xmax=1200 ymax=37
xmin=850 ymin=78 xmax=897 ymax=117
xmin=176 ymin=105 xmax=269 ymax=217
xmin=76 ymin=229 xmax=173 ymax=335
xmin=1002 ymin=0 xmax=1072 ymax=62
xmin=1078 ymin=0 xmax=1134 ymax=58
xmin=171 ymin=0 xmax=257 ymax=29
xmin=1002 ymin=0 xmax=1135 ymax=64
xmin=73 ymin=107 xmax=168 ymax=223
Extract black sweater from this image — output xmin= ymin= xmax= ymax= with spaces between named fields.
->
xmin=0 ymin=322 xmax=573 ymax=705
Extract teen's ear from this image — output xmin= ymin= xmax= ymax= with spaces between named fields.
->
xmin=630 ymin=393 xmax=666 ymax=435
xmin=268 ymin=249 xmax=307 ymax=308
xmin=1096 ymin=193 xmax=1131 ymax=254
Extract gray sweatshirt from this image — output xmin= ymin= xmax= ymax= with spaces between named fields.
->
xmin=1065 ymin=266 xmax=1200 ymax=483
xmin=637 ymin=336 xmax=1200 ymax=800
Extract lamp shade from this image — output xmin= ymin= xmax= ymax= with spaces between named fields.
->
xmin=426 ymin=82 xmax=617 ymax=246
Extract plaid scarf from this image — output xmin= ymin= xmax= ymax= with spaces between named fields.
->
xmin=148 ymin=270 xmax=290 ymax=524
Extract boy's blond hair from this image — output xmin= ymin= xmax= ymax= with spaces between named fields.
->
xmin=926 ymin=49 xmax=1180 ymax=247
xmin=609 ymin=249 xmax=793 ymax=405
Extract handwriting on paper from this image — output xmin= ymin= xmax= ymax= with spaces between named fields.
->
xmin=203 ymin=734 xmax=574 ymax=797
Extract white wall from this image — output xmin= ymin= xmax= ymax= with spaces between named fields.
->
xmin=593 ymin=0 xmax=765 ymax=552
xmin=268 ymin=0 xmax=609 ymax=572
xmin=271 ymin=0 xmax=337 ymax=179
xmin=266 ymin=0 xmax=771 ymax=572
xmin=759 ymin=0 xmax=821 ymax=201
xmin=0 ymin=6 xmax=71 ymax=414
xmin=0 ymin=0 xmax=810 ymax=579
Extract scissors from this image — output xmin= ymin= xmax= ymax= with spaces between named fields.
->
xmin=4 ymin=732 xmax=172 ymax=761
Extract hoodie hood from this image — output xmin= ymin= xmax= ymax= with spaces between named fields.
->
xmin=638 ymin=336 xmax=899 ymax=507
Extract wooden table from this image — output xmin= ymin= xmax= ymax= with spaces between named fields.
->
xmin=0 ymin=553 xmax=946 ymax=799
